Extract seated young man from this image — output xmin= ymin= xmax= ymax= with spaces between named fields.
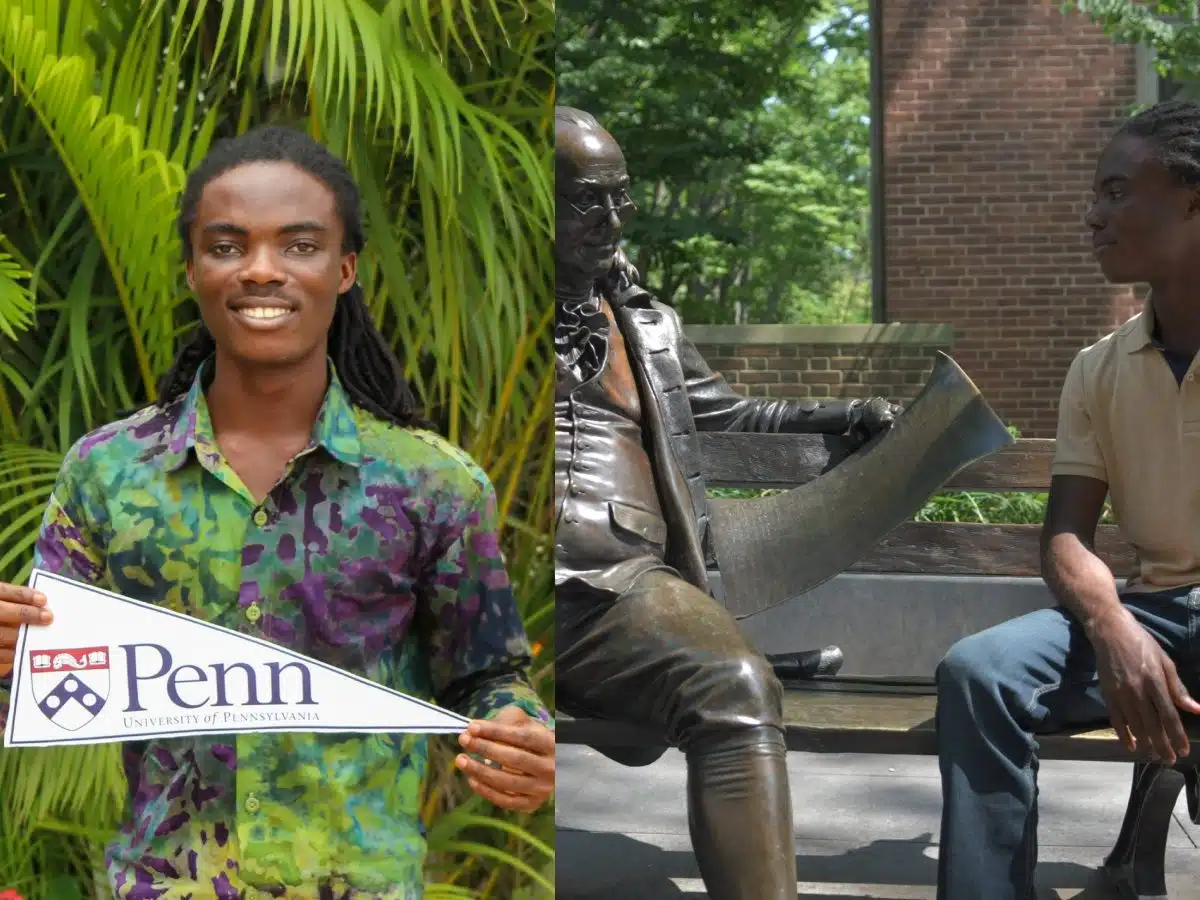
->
xmin=934 ymin=99 xmax=1200 ymax=900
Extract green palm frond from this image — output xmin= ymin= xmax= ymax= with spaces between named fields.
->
xmin=0 ymin=445 xmax=62 ymax=580
xmin=0 ymin=0 xmax=222 ymax=395
xmin=0 ymin=744 xmax=126 ymax=832
xmin=0 ymin=235 xmax=34 ymax=340
xmin=424 ymin=886 xmax=480 ymax=900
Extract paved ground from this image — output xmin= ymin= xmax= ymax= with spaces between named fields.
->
xmin=556 ymin=745 xmax=1200 ymax=899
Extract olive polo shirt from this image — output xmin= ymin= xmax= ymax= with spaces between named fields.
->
xmin=1053 ymin=294 xmax=1200 ymax=592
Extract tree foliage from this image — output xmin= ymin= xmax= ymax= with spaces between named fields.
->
xmin=556 ymin=0 xmax=874 ymax=325
xmin=0 ymin=0 xmax=554 ymax=896
xmin=1065 ymin=0 xmax=1200 ymax=99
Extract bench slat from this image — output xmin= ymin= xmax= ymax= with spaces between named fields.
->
xmin=701 ymin=433 xmax=1055 ymax=492
xmin=777 ymin=692 xmax=1199 ymax=760
xmin=944 ymin=439 xmax=1054 ymax=492
xmin=557 ymin=693 xmax=1200 ymax=763
xmin=847 ymin=522 xmax=1137 ymax=577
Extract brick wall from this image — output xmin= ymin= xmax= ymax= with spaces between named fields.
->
xmin=882 ymin=0 xmax=1143 ymax=437
xmin=684 ymin=323 xmax=953 ymax=403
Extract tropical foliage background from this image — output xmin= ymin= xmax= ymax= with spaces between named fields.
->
xmin=0 ymin=1 xmax=554 ymax=897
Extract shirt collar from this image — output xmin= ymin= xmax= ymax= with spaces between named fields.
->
xmin=1122 ymin=291 xmax=1156 ymax=354
xmin=161 ymin=356 xmax=364 ymax=472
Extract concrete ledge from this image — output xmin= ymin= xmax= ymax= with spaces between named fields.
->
xmin=683 ymin=322 xmax=954 ymax=346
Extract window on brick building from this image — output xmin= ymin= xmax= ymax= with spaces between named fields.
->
xmin=1138 ymin=44 xmax=1200 ymax=103
xmin=1135 ymin=4 xmax=1200 ymax=104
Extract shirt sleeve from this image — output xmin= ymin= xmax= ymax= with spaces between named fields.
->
xmin=1050 ymin=350 xmax=1108 ymax=483
xmin=1 ymin=441 xmax=107 ymax=734
xmin=419 ymin=473 xmax=551 ymax=728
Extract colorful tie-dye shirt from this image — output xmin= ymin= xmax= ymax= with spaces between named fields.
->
xmin=0 ymin=359 xmax=549 ymax=898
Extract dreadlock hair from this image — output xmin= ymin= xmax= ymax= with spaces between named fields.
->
xmin=1117 ymin=99 xmax=1200 ymax=187
xmin=158 ymin=125 xmax=420 ymax=427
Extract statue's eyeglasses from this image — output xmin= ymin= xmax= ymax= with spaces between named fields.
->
xmin=561 ymin=188 xmax=637 ymax=224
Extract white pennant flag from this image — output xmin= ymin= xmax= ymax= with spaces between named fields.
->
xmin=4 ymin=569 xmax=469 ymax=748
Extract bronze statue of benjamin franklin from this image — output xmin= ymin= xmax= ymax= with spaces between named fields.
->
xmin=553 ymin=106 xmax=902 ymax=899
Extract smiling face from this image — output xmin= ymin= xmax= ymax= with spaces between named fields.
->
xmin=185 ymin=161 xmax=356 ymax=369
xmin=1087 ymin=132 xmax=1200 ymax=285
xmin=555 ymin=120 xmax=635 ymax=282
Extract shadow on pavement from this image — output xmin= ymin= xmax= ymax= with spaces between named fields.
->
xmin=556 ymin=828 xmax=1121 ymax=899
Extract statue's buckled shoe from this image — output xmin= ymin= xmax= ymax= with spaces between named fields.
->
xmin=764 ymin=645 xmax=844 ymax=680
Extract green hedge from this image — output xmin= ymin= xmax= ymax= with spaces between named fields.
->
xmin=708 ymin=488 xmax=1115 ymax=527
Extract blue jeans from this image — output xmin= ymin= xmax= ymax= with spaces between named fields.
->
xmin=935 ymin=585 xmax=1200 ymax=899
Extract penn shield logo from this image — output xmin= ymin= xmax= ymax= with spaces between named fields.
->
xmin=29 ymin=646 xmax=110 ymax=731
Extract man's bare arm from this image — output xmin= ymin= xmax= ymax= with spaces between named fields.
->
xmin=1042 ymin=474 xmax=1200 ymax=762
xmin=1040 ymin=474 xmax=1122 ymax=638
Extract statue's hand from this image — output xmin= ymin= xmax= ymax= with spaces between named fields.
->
xmin=846 ymin=397 xmax=903 ymax=445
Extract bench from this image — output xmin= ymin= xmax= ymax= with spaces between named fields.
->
xmin=557 ymin=431 xmax=1200 ymax=898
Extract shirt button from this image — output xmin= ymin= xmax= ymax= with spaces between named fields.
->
xmin=253 ymin=510 xmax=268 ymax=526
xmin=244 ymin=794 xmax=261 ymax=813
xmin=245 ymin=604 xmax=262 ymax=623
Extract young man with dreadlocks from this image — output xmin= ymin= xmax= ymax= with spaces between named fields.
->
xmin=934 ymin=99 xmax=1200 ymax=899
xmin=0 ymin=125 xmax=553 ymax=897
